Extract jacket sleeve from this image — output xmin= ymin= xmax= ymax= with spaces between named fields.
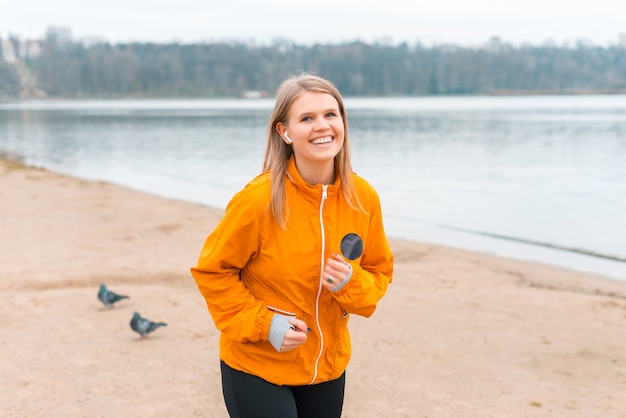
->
xmin=332 ymin=189 xmax=394 ymax=317
xmin=190 ymin=188 xmax=274 ymax=343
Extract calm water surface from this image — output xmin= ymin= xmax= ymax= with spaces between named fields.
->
xmin=1 ymin=96 xmax=625 ymax=280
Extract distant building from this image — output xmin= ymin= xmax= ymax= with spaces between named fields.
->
xmin=45 ymin=25 xmax=73 ymax=44
xmin=19 ymin=40 xmax=42 ymax=59
xmin=80 ymin=36 xmax=108 ymax=47
xmin=0 ymin=34 xmax=42 ymax=61
xmin=1 ymin=37 xmax=17 ymax=63
xmin=241 ymin=90 xmax=268 ymax=99
xmin=619 ymin=33 xmax=626 ymax=48
xmin=483 ymin=36 xmax=513 ymax=53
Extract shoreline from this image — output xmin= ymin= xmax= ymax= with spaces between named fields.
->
xmin=2 ymin=157 xmax=626 ymax=417
xmin=438 ymin=224 xmax=626 ymax=262
xmin=4 ymin=149 xmax=625 ymax=282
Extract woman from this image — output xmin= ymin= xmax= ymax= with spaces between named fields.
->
xmin=191 ymin=73 xmax=393 ymax=418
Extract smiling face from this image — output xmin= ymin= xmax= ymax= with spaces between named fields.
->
xmin=277 ymin=91 xmax=345 ymax=185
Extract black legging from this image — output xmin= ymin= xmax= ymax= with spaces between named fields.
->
xmin=220 ymin=361 xmax=345 ymax=418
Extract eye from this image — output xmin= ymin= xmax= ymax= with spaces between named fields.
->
xmin=300 ymin=116 xmax=312 ymax=122
xmin=326 ymin=112 xmax=338 ymax=118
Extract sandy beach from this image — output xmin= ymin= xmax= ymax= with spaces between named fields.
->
xmin=1 ymin=157 xmax=625 ymax=418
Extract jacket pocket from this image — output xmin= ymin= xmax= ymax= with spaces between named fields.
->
xmin=266 ymin=305 xmax=297 ymax=317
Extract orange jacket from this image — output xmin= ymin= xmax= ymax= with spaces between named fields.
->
xmin=191 ymin=157 xmax=393 ymax=386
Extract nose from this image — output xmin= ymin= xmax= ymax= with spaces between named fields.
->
xmin=313 ymin=116 xmax=330 ymax=130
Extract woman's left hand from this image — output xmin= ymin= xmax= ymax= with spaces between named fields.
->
xmin=322 ymin=253 xmax=351 ymax=291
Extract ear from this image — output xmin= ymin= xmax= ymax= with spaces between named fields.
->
xmin=276 ymin=123 xmax=291 ymax=144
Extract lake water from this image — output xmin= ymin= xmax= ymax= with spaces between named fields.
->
xmin=1 ymin=96 xmax=625 ymax=281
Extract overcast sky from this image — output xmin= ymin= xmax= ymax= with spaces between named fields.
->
xmin=2 ymin=0 xmax=624 ymax=46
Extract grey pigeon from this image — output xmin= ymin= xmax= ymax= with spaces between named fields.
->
xmin=98 ymin=283 xmax=129 ymax=308
xmin=130 ymin=311 xmax=167 ymax=339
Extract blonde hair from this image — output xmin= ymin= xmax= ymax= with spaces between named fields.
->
xmin=262 ymin=73 xmax=361 ymax=228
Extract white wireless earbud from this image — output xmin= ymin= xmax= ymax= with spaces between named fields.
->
xmin=284 ymin=132 xmax=293 ymax=144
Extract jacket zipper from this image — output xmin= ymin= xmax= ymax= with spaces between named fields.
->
xmin=311 ymin=184 xmax=328 ymax=385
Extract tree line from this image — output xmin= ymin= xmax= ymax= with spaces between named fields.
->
xmin=1 ymin=34 xmax=626 ymax=99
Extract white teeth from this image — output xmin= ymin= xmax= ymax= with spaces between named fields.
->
xmin=311 ymin=136 xmax=332 ymax=144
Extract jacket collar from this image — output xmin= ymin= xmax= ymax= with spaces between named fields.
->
xmin=286 ymin=157 xmax=341 ymax=203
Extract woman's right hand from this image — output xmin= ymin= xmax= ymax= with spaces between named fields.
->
xmin=280 ymin=318 xmax=309 ymax=352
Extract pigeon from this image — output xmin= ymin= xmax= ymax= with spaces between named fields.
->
xmin=130 ymin=311 xmax=167 ymax=339
xmin=98 ymin=283 xmax=129 ymax=308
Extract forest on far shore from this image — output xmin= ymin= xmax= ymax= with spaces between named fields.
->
xmin=1 ymin=28 xmax=626 ymax=99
